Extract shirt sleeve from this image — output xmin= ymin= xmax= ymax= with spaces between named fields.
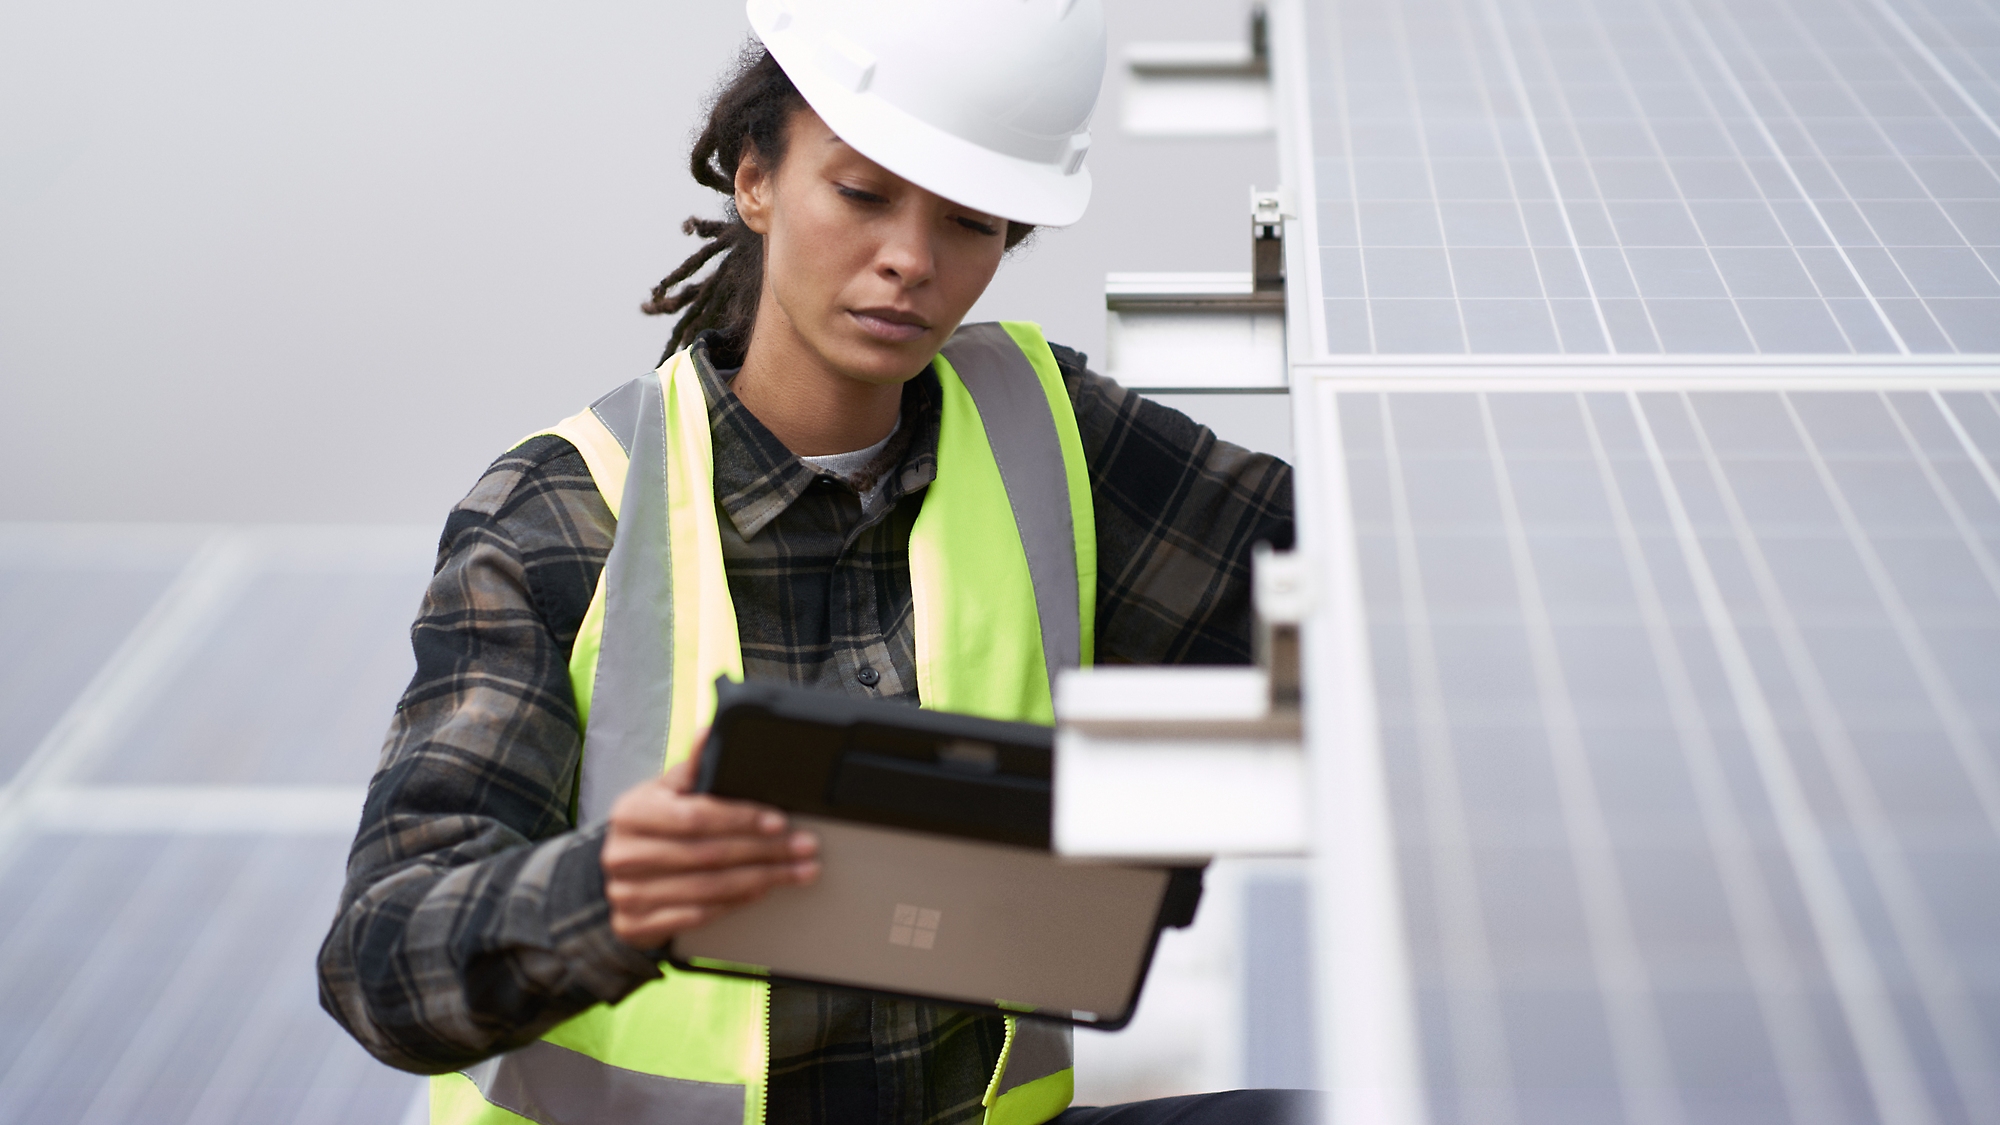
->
xmin=1053 ymin=345 xmax=1297 ymax=666
xmin=317 ymin=436 xmax=661 ymax=1075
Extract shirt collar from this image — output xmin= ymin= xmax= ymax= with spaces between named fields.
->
xmin=691 ymin=334 xmax=942 ymax=541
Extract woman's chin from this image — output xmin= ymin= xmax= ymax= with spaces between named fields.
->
xmin=825 ymin=327 xmax=938 ymax=386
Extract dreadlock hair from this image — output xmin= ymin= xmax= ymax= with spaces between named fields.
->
xmin=643 ymin=44 xmax=1037 ymax=362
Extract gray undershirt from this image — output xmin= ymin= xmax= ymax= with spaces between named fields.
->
xmin=798 ymin=419 xmax=900 ymax=518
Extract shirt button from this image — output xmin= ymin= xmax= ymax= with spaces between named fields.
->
xmin=855 ymin=666 xmax=880 ymax=687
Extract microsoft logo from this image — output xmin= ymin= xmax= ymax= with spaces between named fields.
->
xmin=889 ymin=903 xmax=941 ymax=950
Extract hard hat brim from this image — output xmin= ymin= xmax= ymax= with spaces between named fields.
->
xmin=759 ymin=35 xmax=1093 ymax=228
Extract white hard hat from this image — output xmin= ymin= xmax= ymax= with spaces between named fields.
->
xmin=745 ymin=0 xmax=1106 ymax=226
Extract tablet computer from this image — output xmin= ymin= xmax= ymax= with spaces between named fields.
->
xmin=667 ymin=679 xmax=1201 ymax=1029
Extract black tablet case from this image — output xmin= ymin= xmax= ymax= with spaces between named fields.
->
xmin=669 ymin=678 xmax=1203 ymax=1028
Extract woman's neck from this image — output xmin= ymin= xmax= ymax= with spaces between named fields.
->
xmin=732 ymin=308 xmax=905 ymax=457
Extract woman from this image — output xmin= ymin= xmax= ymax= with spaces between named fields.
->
xmin=319 ymin=1 xmax=1299 ymax=1122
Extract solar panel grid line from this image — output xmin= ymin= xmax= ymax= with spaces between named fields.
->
xmin=1920 ymin=0 xmax=2000 ymax=123
xmin=1776 ymin=393 xmax=2000 ymax=1123
xmin=1633 ymin=0 xmax=1920 ymax=352
xmin=238 ymin=524 xmax=437 ymax=576
xmin=1344 ymin=390 xmax=1920 ymax=1112
xmin=1766 ymin=0 xmax=2000 ymax=300
xmin=67 ymin=843 xmax=297 ymax=1125
xmin=1929 ymin=387 xmax=2000 ymax=501
xmin=1628 ymin=390 xmax=1941 ymax=1125
xmin=1529 ymin=0 xmax=1769 ymax=354
xmin=68 ymin=839 xmax=304 ymax=1125
xmin=0 ymin=839 xmax=134 ymax=1081
xmin=174 ymin=858 xmax=392 ymax=1125
xmin=1451 ymin=0 xmax=1605 ymax=352
xmin=1497 ymin=23 xmax=1572 ymax=307
xmin=0 ymin=524 xmax=206 ymax=571
xmin=1365 ymin=0 xmax=1621 ymax=354
xmin=1713 ymin=390 xmax=2000 ymax=1117
xmin=1880 ymin=394 xmax=2000 ymax=612
xmin=1474 ymin=394 xmax=1693 ymax=1125
xmin=75 ymin=569 xmax=424 ymax=789
xmin=1301 ymin=0 xmax=2000 ymax=359
xmin=1508 ymin=0 xmax=1671 ymax=356
xmin=0 ymin=525 xmax=436 ymax=1124
xmin=1695 ymin=0 xmax=2000 ymax=349
xmin=1373 ymin=393 xmax=1523 ymax=1125
xmin=1326 ymin=0 xmax=1384 ymax=352
xmin=1810 ymin=395 xmax=2000 ymax=835
xmin=285 ymin=1019 xmax=416 ymax=1125
xmin=0 ymin=569 xmax=177 ymax=787
xmin=399 ymin=1085 xmax=431 ymax=1125
xmin=27 ymin=785 xmax=370 ymax=834
xmin=1471 ymin=0 xmax=1624 ymax=352
xmin=1388 ymin=0 xmax=1476 ymax=354
xmin=0 ymin=532 xmax=257 ymax=865
xmin=169 ymin=916 xmax=326 ymax=1125
xmin=1862 ymin=0 xmax=2000 ymax=143
xmin=0 ymin=523 xmax=434 ymax=574
xmin=0 ymin=838 xmax=238 ymax=1122
xmin=1420 ymin=0 xmax=1567 ymax=352
xmin=1570 ymin=392 xmax=1851 ymax=1124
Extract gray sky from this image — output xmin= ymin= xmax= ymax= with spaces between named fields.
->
xmin=2 ymin=0 xmax=1272 ymax=524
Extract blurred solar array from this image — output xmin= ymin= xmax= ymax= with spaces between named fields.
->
xmin=0 ymin=527 xmax=432 ymax=1124
xmin=0 ymin=525 xmax=1294 ymax=1121
xmin=1304 ymin=0 xmax=2000 ymax=354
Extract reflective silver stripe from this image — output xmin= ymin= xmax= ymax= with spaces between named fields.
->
xmin=588 ymin=377 xmax=647 ymax=456
xmin=997 ymin=1018 xmax=1074 ymax=1096
xmin=577 ymin=372 xmax=674 ymax=823
xmin=464 ymin=1039 xmax=744 ymax=1125
xmin=939 ymin=324 xmax=1082 ymax=686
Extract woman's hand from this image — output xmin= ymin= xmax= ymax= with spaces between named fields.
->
xmin=600 ymin=752 xmax=821 ymax=951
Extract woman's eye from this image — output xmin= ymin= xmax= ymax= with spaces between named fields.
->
xmin=954 ymin=217 xmax=1000 ymax=237
xmin=837 ymin=185 xmax=886 ymax=204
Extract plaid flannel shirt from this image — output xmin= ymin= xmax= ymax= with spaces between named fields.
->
xmin=319 ymin=336 xmax=1294 ymax=1124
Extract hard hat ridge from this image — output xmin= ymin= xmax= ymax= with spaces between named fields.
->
xmin=746 ymin=0 xmax=1106 ymax=227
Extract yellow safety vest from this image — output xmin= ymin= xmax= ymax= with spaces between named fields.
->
xmin=431 ymin=322 xmax=1095 ymax=1125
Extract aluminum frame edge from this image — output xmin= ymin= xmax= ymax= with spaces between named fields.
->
xmin=1270 ymin=0 xmax=1430 ymax=1122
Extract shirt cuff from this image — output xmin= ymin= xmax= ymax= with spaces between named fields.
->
xmin=546 ymin=821 xmax=664 ymax=1002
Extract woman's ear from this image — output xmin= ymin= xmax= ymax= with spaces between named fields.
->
xmin=735 ymin=149 xmax=774 ymax=236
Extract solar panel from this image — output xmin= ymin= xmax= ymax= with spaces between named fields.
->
xmin=1329 ymin=384 xmax=2000 ymax=1123
xmin=1295 ymin=0 xmax=2000 ymax=355
xmin=1273 ymin=0 xmax=2000 ymax=1118
xmin=0 ymin=529 xmax=430 ymax=1125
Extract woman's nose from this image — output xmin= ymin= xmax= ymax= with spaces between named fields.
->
xmin=876 ymin=215 xmax=936 ymax=288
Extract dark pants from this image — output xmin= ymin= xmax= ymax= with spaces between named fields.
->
xmin=1053 ymin=1089 xmax=1318 ymax=1125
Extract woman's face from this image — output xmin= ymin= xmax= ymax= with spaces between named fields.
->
xmin=735 ymin=108 xmax=1009 ymax=387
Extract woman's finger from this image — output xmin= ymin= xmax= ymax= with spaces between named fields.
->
xmin=606 ymin=860 xmax=821 ymax=919
xmin=610 ymin=904 xmax=711 ymax=949
xmin=602 ymin=829 xmax=818 ymax=879
xmin=611 ymin=783 xmax=787 ymax=840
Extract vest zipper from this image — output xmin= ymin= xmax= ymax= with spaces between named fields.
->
xmin=756 ymin=981 xmax=771 ymax=1125
xmin=981 ymin=1015 xmax=1018 ymax=1111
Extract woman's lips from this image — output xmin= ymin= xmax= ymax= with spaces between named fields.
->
xmin=850 ymin=309 xmax=929 ymax=343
